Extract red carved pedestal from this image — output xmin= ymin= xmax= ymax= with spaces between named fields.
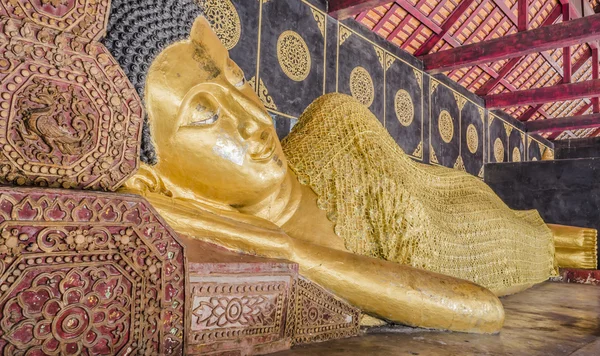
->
xmin=183 ymin=237 xmax=360 ymax=355
xmin=557 ymin=268 xmax=600 ymax=286
xmin=0 ymin=187 xmax=186 ymax=355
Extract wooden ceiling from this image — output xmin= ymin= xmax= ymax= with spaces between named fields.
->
xmin=333 ymin=0 xmax=600 ymax=140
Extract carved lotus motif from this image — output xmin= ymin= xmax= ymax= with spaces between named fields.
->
xmin=0 ymin=188 xmax=186 ymax=355
xmin=2 ymin=268 xmax=130 ymax=355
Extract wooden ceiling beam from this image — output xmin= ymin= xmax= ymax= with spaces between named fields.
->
xmin=395 ymin=0 xmax=443 ymax=34
xmin=562 ymin=1 xmax=572 ymax=83
xmin=485 ymin=79 xmax=600 ymax=109
xmin=419 ymin=12 xmax=600 ymax=74
xmin=414 ymin=0 xmax=476 ymax=56
xmin=518 ymin=0 xmax=529 ymax=31
xmin=475 ymin=4 xmax=562 ymax=96
xmin=526 ymin=113 xmax=600 ymax=133
xmin=373 ymin=3 xmax=399 ymax=33
xmin=593 ymin=47 xmax=600 ymax=113
xmin=329 ymin=0 xmax=391 ymax=20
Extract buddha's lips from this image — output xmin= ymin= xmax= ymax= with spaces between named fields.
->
xmin=250 ymin=133 xmax=276 ymax=161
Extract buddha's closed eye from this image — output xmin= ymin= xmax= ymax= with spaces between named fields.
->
xmin=190 ymin=104 xmax=219 ymax=125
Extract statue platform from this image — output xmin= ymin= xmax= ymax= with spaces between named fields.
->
xmin=0 ymin=187 xmax=359 ymax=355
xmin=275 ymin=282 xmax=600 ymax=356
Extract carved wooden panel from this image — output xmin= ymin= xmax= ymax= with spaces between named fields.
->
xmin=0 ymin=18 xmax=143 ymax=191
xmin=291 ymin=277 xmax=360 ymax=346
xmin=0 ymin=188 xmax=186 ymax=355
xmin=0 ymin=0 xmax=110 ymax=41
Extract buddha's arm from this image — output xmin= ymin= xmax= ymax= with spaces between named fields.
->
xmin=143 ymin=192 xmax=504 ymax=334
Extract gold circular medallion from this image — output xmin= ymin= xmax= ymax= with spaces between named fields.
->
xmin=203 ymin=0 xmax=242 ymax=50
xmin=512 ymin=147 xmax=521 ymax=162
xmin=277 ymin=30 xmax=311 ymax=82
xmin=394 ymin=89 xmax=414 ymax=127
xmin=466 ymin=124 xmax=478 ymax=154
xmin=438 ymin=110 xmax=454 ymax=143
xmin=494 ymin=138 xmax=505 ymax=162
xmin=350 ymin=66 xmax=374 ymax=107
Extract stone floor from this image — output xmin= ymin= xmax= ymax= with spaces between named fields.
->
xmin=276 ymin=282 xmax=600 ymax=356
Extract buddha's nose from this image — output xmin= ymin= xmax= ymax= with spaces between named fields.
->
xmin=232 ymin=91 xmax=273 ymax=139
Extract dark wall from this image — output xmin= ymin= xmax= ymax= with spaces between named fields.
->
xmin=555 ymin=137 xmax=600 ymax=159
xmin=200 ymin=0 xmax=553 ymax=177
xmin=485 ymin=159 xmax=600 ymax=267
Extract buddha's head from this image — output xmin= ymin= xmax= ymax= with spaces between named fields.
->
xmin=144 ymin=17 xmax=287 ymax=206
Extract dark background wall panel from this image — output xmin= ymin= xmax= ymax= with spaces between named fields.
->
xmin=430 ymin=79 xmax=460 ymax=169
xmin=202 ymin=0 xmax=553 ymax=179
xmin=384 ymin=52 xmax=424 ymax=160
xmin=485 ymin=159 xmax=600 ymax=267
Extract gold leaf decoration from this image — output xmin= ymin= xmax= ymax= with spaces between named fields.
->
xmin=385 ymin=54 xmax=395 ymax=71
xmin=202 ymin=0 xmax=242 ymax=50
xmin=430 ymin=144 xmax=439 ymax=164
xmin=494 ymin=138 xmax=505 ymax=162
xmin=454 ymin=156 xmax=465 ymax=171
xmin=453 ymin=92 xmax=467 ymax=111
xmin=430 ymin=79 xmax=440 ymax=95
xmin=438 ymin=110 xmax=454 ymax=143
xmin=412 ymin=141 xmax=423 ymax=159
xmin=277 ymin=30 xmax=311 ymax=82
xmin=374 ymin=46 xmax=385 ymax=69
xmin=466 ymin=124 xmax=479 ymax=154
xmin=395 ymin=89 xmax=414 ymax=127
xmin=339 ymin=25 xmax=352 ymax=46
xmin=310 ymin=8 xmax=326 ymax=38
xmin=413 ymin=68 xmax=423 ymax=90
xmin=350 ymin=66 xmax=374 ymax=107
xmin=256 ymin=77 xmax=278 ymax=110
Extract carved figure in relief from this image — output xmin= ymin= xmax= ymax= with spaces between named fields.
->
xmin=123 ymin=16 xmax=509 ymax=334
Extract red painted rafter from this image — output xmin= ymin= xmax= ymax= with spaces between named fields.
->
xmin=485 ymin=79 xmax=600 ymax=109
xmin=476 ymin=4 xmax=562 ymax=96
xmin=526 ymin=113 xmax=600 ymax=133
xmin=413 ymin=0 xmax=476 ymax=56
xmin=593 ymin=47 xmax=600 ymax=112
xmin=373 ymin=4 xmax=399 ymax=33
xmin=420 ymin=13 xmax=600 ymax=74
xmin=329 ymin=0 xmax=391 ymax=20
xmin=518 ymin=0 xmax=529 ymax=31
xmin=563 ymin=2 xmax=572 ymax=83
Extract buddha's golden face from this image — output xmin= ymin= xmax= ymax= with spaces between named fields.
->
xmin=146 ymin=17 xmax=287 ymax=206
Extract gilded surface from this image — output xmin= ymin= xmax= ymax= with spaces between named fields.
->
xmin=0 ymin=0 xmax=110 ymax=41
xmin=494 ymin=138 xmax=505 ymax=162
xmin=0 ymin=18 xmax=143 ymax=191
xmin=277 ymin=31 xmax=311 ymax=82
xmin=549 ymin=224 xmax=598 ymax=270
xmin=201 ymin=0 xmax=241 ymax=50
xmin=124 ymin=17 xmax=507 ymax=334
xmin=512 ymin=147 xmax=521 ymax=162
xmin=349 ymin=66 xmax=374 ymax=107
xmin=0 ymin=188 xmax=186 ymax=355
xmin=466 ymin=124 xmax=478 ymax=154
xmin=438 ymin=110 xmax=454 ymax=143
xmin=283 ymin=94 xmax=555 ymax=296
xmin=394 ymin=89 xmax=414 ymax=127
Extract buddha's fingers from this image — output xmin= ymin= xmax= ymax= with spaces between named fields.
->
xmin=289 ymin=239 xmax=505 ymax=334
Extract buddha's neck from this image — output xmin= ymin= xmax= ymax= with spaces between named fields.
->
xmin=236 ymin=168 xmax=303 ymax=226
xmin=123 ymin=164 xmax=302 ymax=226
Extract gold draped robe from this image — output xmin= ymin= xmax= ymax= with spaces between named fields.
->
xmin=282 ymin=93 xmax=557 ymax=296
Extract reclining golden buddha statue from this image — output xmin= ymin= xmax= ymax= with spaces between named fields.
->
xmin=121 ymin=16 xmax=559 ymax=334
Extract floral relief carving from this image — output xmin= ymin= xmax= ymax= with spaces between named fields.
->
xmin=0 ymin=188 xmax=186 ymax=355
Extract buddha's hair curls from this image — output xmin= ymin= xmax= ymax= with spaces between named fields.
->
xmin=102 ymin=0 xmax=203 ymax=164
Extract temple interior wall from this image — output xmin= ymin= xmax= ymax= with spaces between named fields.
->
xmin=203 ymin=0 xmax=554 ymax=178
xmin=485 ymin=158 xmax=600 ymax=267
